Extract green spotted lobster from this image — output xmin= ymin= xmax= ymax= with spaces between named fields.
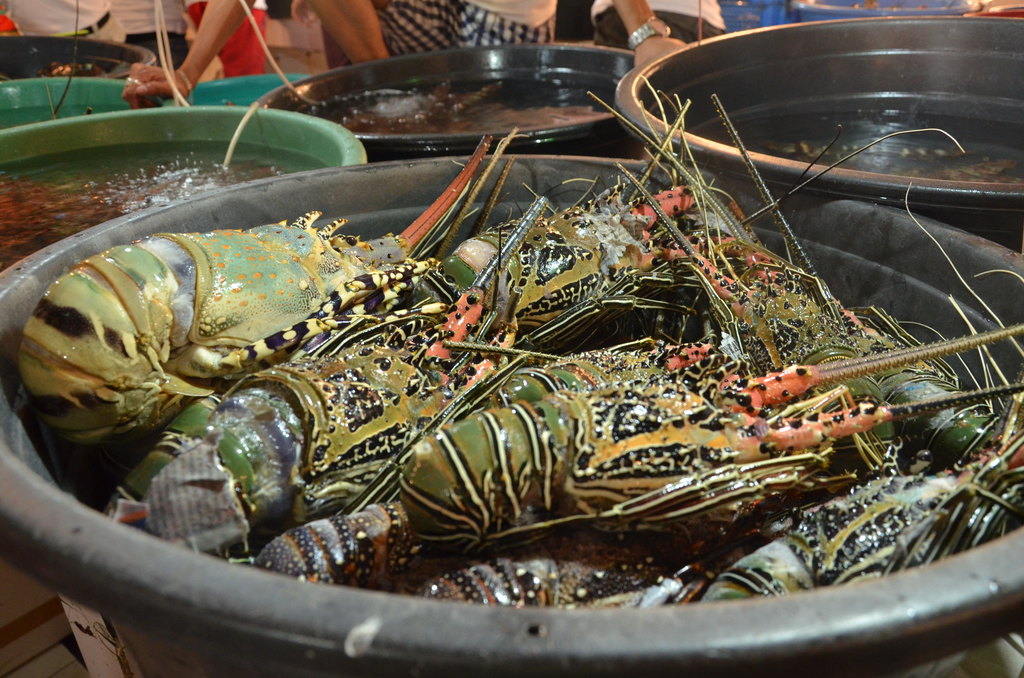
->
xmin=18 ymin=140 xmax=495 ymax=444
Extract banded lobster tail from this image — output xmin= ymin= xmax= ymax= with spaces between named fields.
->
xmin=253 ymin=367 xmax=1024 ymax=595
xmin=334 ymin=319 xmax=1024 ymax=523
xmin=412 ymin=525 xmax=705 ymax=608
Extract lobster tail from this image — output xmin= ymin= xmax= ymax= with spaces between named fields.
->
xmin=19 ymin=243 xmax=207 ymax=443
xmin=254 ymin=503 xmax=419 ymax=587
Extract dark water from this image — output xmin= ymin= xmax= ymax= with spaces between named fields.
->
xmin=0 ymin=142 xmax=314 ymax=272
xmin=692 ymin=110 xmax=1024 ymax=183
xmin=311 ymin=80 xmax=608 ymax=136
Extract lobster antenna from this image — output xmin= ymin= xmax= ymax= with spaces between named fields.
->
xmin=435 ymin=129 xmax=520 ymax=258
xmin=813 ymin=322 xmax=1024 ymax=386
xmin=710 ymin=94 xmax=818 ymax=277
xmin=443 ymin=341 xmax=562 ymax=362
xmin=446 ymin=196 xmax=546 ymax=377
xmin=591 ymin=91 xmax=746 ymax=238
xmin=473 ymin=195 xmax=548 ymax=292
xmin=400 ymin=135 xmax=492 ymax=259
xmin=588 ymin=91 xmax=680 ymax=204
xmin=471 ymin=157 xmax=517 ymax=239
xmin=886 ymin=381 xmax=1024 ymax=420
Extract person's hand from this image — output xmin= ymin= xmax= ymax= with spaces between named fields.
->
xmin=121 ymin=63 xmax=194 ymax=109
xmin=632 ymin=35 xmax=688 ymax=67
xmin=291 ymin=0 xmax=318 ymax=26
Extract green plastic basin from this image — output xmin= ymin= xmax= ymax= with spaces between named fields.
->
xmin=0 ymin=77 xmax=146 ymax=129
xmin=0 ymin=105 xmax=366 ymax=169
xmin=192 ymin=74 xmax=304 ymax=107
xmin=0 ymin=106 xmax=365 ymax=270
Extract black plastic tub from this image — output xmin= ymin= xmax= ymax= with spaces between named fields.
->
xmin=1 ymin=157 xmax=1023 ymax=677
xmin=0 ymin=35 xmax=156 ymax=79
xmin=258 ymin=44 xmax=643 ymax=161
xmin=615 ymin=17 xmax=1024 ymax=249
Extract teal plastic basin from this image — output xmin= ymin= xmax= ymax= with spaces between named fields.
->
xmin=0 ymin=105 xmax=366 ymax=169
xmin=0 ymin=77 xmax=147 ymax=128
xmin=192 ymin=74 xmax=305 ymax=107
xmin=0 ymin=106 xmax=365 ymax=269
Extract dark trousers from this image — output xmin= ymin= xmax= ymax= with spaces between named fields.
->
xmin=124 ymin=32 xmax=190 ymax=69
xmin=593 ymin=8 xmax=724 ymax=47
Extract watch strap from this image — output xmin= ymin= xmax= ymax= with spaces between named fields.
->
xmin=627 ymin=17 xmax=670 ymax=50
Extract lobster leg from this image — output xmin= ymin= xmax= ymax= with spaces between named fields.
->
xmin=216 ymin=258 xmax=439 ymax=372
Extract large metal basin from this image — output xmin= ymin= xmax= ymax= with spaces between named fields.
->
xmin=0 ymin=36 xmax=156 ymax=79
xmin=0 ymin=157 xmax=1023 ymax=677
xmin=258 ymin=44 xmax=641 ymax=160
xmin=615 ymin=17 xmax=1024 ymax=249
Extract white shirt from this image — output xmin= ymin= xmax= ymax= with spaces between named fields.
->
xmin=109 ymin=0 xmax=187 ymax=34
xmin=183 ymin=0 xmax=268 ymax=10
xmin=591 ymin=0 xmax=725 ymax=31
xmin=6 ymin=0 xmax=111 ymax=35
xmin=471 ymin=0 xmax=557 ymax=27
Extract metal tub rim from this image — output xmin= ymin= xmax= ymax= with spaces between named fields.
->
xmin=1 ymin=156 xmax=1023 ymax=677
xmin=614 ymin=17 xmax=1024 ymax=213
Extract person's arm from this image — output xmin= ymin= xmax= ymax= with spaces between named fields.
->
xmin=122 ymin=0 xmax=253 ymax=108
xmin=609 ymin=0 xmax=688 ymax=66
xmin=291 ymin=0 xmax=318 ymax=26
xmin=308 ymin=0 xmax=390 ymax=64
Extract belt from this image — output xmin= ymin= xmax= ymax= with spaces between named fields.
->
xmin=53 ymin=11 xmax=111 ymax=36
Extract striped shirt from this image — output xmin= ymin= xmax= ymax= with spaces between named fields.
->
xmin=379 ymin=0 xmax=555 ymax=56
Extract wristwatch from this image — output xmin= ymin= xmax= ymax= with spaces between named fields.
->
xmin=627 ymin=16 xmax=671 ymax=50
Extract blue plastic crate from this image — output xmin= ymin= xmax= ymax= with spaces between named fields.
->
xmin=191 ymin=73 xmax=305 ymax=107
xmin=720 ymin=0 xmax=793 ymax=31
xmin=792 ymin=0 xmax=976 ymax=21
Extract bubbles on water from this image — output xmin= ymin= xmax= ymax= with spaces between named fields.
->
xmin=111 ymin=155 xmax=282 ymax=213
xmin=0 ymin=146 xmax=290 ymax=271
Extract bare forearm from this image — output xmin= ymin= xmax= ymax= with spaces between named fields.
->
xmin=309 ymin=0 xmax=391 ymax=63
xmin=179 ymin=0 xmax=255 ymax=85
